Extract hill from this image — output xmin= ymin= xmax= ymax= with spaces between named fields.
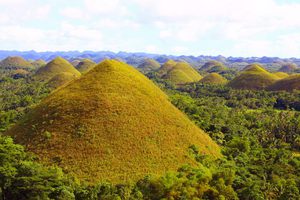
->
xmin=157 ymin=60 xmax=177 ymax=76
xmin=75 ymin=59 xmax=96 ymax=73
xmin=31 ymin=59 xmax=46 ymax=68
xmin=273 ymin=72 xmax=289 ymax=79
xmin=46 ymin=72 xmax=79 ymax=89
xmin=200 ymin=73 xmax=227 ymax=85
xmin=0 ymin=56 xmax=34 ymax=70
xmin=163 ymin=62 xmax=202 ymax=85
xmin=278 ymin=63 xmax=297 ymax=72
xmin=268 ymin=74 xmax=300 ymax=91
xmin=137 ymin=58 xmax=160 ymax=72
xmin=228 ymin=64 xmax=279 ymax=90
xmin=34 ymin=57 xmax=81 ymax=81
xmin=6 ymin=59 xmax=220 ymax=184
xmin=200 ymin=61 xmax=227 ymax=72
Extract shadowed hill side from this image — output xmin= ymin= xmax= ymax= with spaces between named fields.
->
xmin=75 ymin=59 xmax=96 ymax=73
xmin=200 ymin=73 xmax=227 ymax=85
xmin=278 ymin=63 xmax=298 ymax=73
xmin=46 ymin=72 xmax=80 ymax=89
xmin=31 ymin=59 xmax=47 ymax=68
xmin=162 ymin=62 xmax=202 ymax=85
xmin=268 ymin=74 xmax=300 ymax=91
xmin=138 ymin=58 xmax=161 ymax=72
xmin=157 ymin=60 xmax=177 ymax=77
xmin=6 ymin=59 xmax=220 ymax=184
xmin=0 ymin=56 xmax=34 ymax=70
xmin=228 ymin=64 xmax=279 ymax=90
xmin=200 ymin=61 xmax=227 ymax=72
xmin=34 ymin=57 xmax=81 ymax=81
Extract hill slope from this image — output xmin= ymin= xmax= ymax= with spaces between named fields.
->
xmin=268 ymin=74 xmax=300 ymax=91
xmin=200 ymin=61 xmax=227 ymax=72
xmin=273 ymin=72 xmax=289 ymax=79
xmin=0 ymin=56 xmax=34 ymax=70
xmin=200 ymin=73 xmax=227 ymax=84
xmin=34 ymin=57 xmax=81 ymax=81
xmin=157 ymin=60 xmax=177 ymax=76
xmin=138 ymin=58 xmax=160 ymax=72
xmin=46 ymin=72 xmax=79 ymax=89
xmin=163 ymin=62 xmax=202 ymax=85
xmin=75 ymin=59 xmax=96 ymax=73
xmin=228 ymin=64 xmax=278 ymax=90
xmin=6 ymin=59 xmax=219 ymax=184
xmin=278 ymin=63 xmax=297 ymax=72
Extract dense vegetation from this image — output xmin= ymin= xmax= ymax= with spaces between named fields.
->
xmin=0 ymin=57 xmax=300 ymax=199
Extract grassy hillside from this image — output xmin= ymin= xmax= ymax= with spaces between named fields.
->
xmin=0 ymin=56 xmax=34 ymax=70
xmin=163 ymin=62 xmax=202 ymax=85
xmin=228 ymin=64 xmax=278 ymax=90
xmin=278 ymin=63 xmax=297 ymax=72
xmin=200 ymin=61 xmax=227 ymax=72
xmin=138 ymin=58 xmax=160 ymax=72
xmin=34 ymin=57 xmax=81 ymax=81
xmin=157 ymin=60 xmax=177 ymax=76
xmin=200 ymin=73 xmax=227 ymax=84
xmin=273 ymin=72 xmax=289 ymax=79
xmin=31 ymin=59 xmax=46 ymax=68
xmin=6 ymin=59 xmax=220 ymax=184
xmin=46 ymin=72 xmax=79 ymax=89
xmin=268 ymin=74 xmax=300 ymax=91
xmin=75 ymin=59 xmax=96 ymax=73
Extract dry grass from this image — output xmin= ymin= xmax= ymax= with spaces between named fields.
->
xmin=46 ymin=72 xmax=80 ymax=89
xmin=157 ymin=60 xmax=177 ymax=77
xmin=162 ymin=62 xmax=202 ymax=85
xmin=268 ymin=74 xmax=300 ymax=91
xmin=0 ymin=56 xmax=34 ymax=70
xmin=34 ymin=57 xmax=81 ymax=81
xmin=228 ymin=64 xmax=278 ymax=90
xmin=199 ymin=73 xmax=227 ymax=85
xmin=6 ymin=59 xmax=220 ymax=184
xmin=75 ymin=59 xmax=96 ymax=73
xmin=273 ymin=72 xmax=289 ymax=79
xmin=138 ymin=58 xmax=161 ymax=72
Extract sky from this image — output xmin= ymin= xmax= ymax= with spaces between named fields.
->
xmin=0 ymin=0 xmax=300 ymax=57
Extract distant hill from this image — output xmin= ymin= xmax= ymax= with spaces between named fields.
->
xmin=157 ymin=60 xmax=177 ymax=77
xmin=34 ymin=57 xmax=81 ymax=81
xmin=200 ymin=73 xmax=227 ymax=85
xmin=268 ymin=74 xmax=300 ymax=91
xmin=162 ymin=62 xmax=202 ymax=85
xmin=46 ymin=72 xmax=79 ymax=89
xmin=6 ymin=59 xmax=220 ymax=184
xmin=0 ymin=56 xmax=34 ymax=70
xmin=137 ymin=58 xmax=160 ymax=72
xmin=273 ymin=72 xmax=289 ymax=79
xmin=228 ymin=64 xmax=279 ymax=90
xmin=200 ymin=61 xmax=227 ymax=72
xmin=31 ymin=59 xmax=46 ymax=68
xmin=75 ymin=59 xmax=96 ymax=73
xmin=278 ymin=63 xmax=298 ymax=72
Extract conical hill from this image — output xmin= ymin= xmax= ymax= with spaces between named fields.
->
xmin=268 ymin=74 xmax=300 ymax=91
xmin=157 ymin=60 xmax=177 ymax=77
xmin=0 ymin=56 xmax=34 ymax=70
xmin=6 ymin=60 xmax=220 ymax=184
xmin=75 ymin=59 xmax=96 ymax=73
xmin=162 ymin=62 xmax=202 ymax=85
xmin=34 ymin=57 xmax=81 ymax=81
xmin=138 ymin=58 xmax=161 ymax=72
xmin=228 ymin=64 xmax=279 ymax=90
xmin=200 ymin=73 xmax=227 ymax=84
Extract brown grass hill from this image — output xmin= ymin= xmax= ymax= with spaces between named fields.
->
xmin=268 ymin=74 xmax=300 ymax=91
xmin=138 ymin=58 xmax=161 ymax=72
xmin=75 ymin=59 xmax=96 ymax=73
xmin=34 ymin=57 xmax=81 ymax=81
xmin=200 ymin=61 xmax=227 ymax=73
xmin=6 ymin=59 xmax=220 ymax=184
xmin=0 ymin=56 xmax=34 ymax=70
xmin=199 ymin=73 xmax=227 ymax=85
xmin=228 ymin=64 xmax=279 ymax=90
xmin=71 ymin=59 xmax=81 ymax=67
xmin=31 ymin=59 xmax=47 ymax=68
xmin=46 ymin=72 xmax=79 ymax=89
xmin=162 ymin=62 xmax=203 ymax=85
xmin=273 ymin=72 xmax=289 ymax=79
xmin=157 ymin=60 xmax=177 ymax=77
xmin=278 ymin=63 xmax=298 ymax=73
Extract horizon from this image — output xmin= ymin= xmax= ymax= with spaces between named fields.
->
xmin=0 ymin=0 xmax=300 ymax=57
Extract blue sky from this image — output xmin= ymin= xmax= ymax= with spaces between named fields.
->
xmin=0 ymin=0 xmax=300 ymax=57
